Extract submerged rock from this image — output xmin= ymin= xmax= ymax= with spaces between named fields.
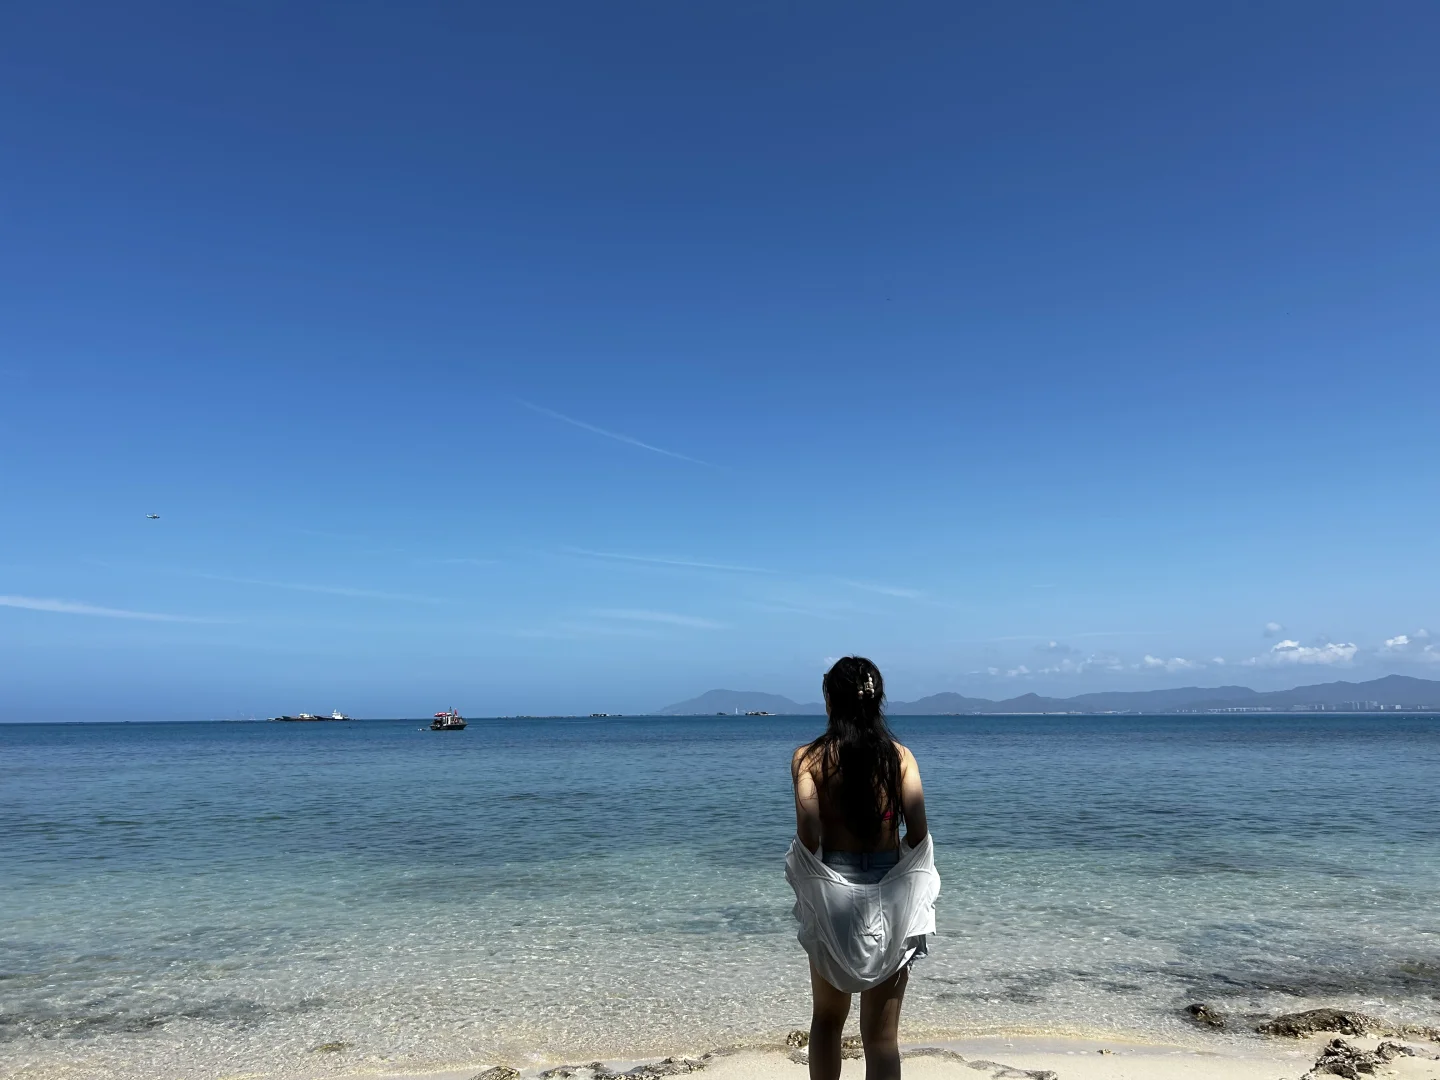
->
xmin=471 ymin=1069 xmax=521 ymax=1080
xmin=311 ymin=1042 xmax=350 ymax=1053
xmin=1184 ymin=1002 xmax=1226 ymax=1029
xmin=1377 ymin=1042 xmax=1417 ymax=1059
xmin=785 ymin=1030 xmax=808 ymax=1048
xmin=1258 ymin=1008 xmax=1384 ymax=1038
xmin=624 ymin=1057 xmax=707 ymax=1079
xmin=542 ymin=1058 xmax=706 ymax=1080
xmin=1397 ymin=1022 xmax=1440 ymax=1042
xmin=904 ymin=1048 xmax=968 ymax=1062
xmin=1303 ymin=1037 xmax=1415 ymax=1078
xmin=966 ymin=1061 xmax=1057 ymax=1080
xmin=902 ymin=1048 xmax=1054 ymax=1080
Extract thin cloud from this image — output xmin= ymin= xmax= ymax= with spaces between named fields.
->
xmin=567 ymin=548 xmax=775 ymax=574
xmin=1036 ymin=640 xmax=1078 ymax=655
xmin=518 ymin=621 xmax=663 ymax=640
xmin=1039 ymin=652 xmax=1124 ymax=676
xmin=589 ymin=608 xmax=728 ymax=629
xmin=971 ymin=630 xmax=1151 ymax=643
xmin=0 ymin=594 xmax=218 ymax=623
xmin=838 ymin=579 xmax=924 ymax=599
xmin=189 ymin=572 xmax=446 ymax=604
xmin=517 ymin=399 xmax=717 ymax=468
xmin=743 ymin=601 xmax=844 ymax=621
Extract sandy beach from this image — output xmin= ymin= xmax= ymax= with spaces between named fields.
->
xmin=328 ymin=1032 xmax=1440 ymax=1080
xmin=9 ymin=1027 xmax=1440 ymax=1080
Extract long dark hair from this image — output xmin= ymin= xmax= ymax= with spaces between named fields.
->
xmin=808 ymin=656 xmax=903 ymax=842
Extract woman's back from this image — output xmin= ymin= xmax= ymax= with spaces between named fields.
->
xmin=792 ymin=740 xmax=926 ymax=854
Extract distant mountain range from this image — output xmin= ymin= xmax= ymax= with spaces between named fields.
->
xmin=656 ymin=674 xmax=1440 ymax=715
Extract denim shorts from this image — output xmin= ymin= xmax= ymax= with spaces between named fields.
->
xmin=821 ymin=848 xmax=900 ymax=885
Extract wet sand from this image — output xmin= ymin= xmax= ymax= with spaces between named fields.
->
xmin=353 ymin=1033 xmax=1440 ymax=1080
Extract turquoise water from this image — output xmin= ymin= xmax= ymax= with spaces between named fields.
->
xmin=2 ymin=714 xmax=1438 ymax=1079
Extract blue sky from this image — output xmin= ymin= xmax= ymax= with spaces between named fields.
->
xmin=2 ymin=3 xmax=1437 ymax=719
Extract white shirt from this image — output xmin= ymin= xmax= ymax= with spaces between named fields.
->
xmin=785 ymin=833 xmax=940 ymax=993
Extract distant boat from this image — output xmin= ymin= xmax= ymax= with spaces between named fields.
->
xmin=431 ymin=708 xmax=466 ymax=731
xmin=270 ymin=711 xmax=351 ymax=722
xmin=146 ymin=513 xmax=160 ymax=520
xmin=330 ymin=709 xmax=351 ymax=721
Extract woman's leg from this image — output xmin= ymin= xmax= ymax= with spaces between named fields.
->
xmin=808 ymin=960 xmax=852 ymax=1080
xmin=858 ymin=965 xmax=909 ymax=1080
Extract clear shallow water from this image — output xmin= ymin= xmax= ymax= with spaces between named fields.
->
xmin=1 ymin=714 xmax=1438 ymax=1079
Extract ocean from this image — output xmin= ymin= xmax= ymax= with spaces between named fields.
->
xmin=2 ymin=714 xmax=1437 ymax=1079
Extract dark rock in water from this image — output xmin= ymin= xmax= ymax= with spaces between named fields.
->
xmin=785 ymin=1030 xmax=808 ymax=1048
xmin=899 ymin=1048 xmax=1054 ymax=1080
xmin=1376 ymin=1042 xmax=1417 ymax=1059
xmin=904 ymin=1048 xmax=968 ymax=1062
xmin=542 ymin=1058 xmax=706 ymax=1080
xmin=623 ymin=1057 xmax=707 ymax=1079
xmin=967 ymin=1060 xmax=1058 ymax=1080
xmin=782 ymin=1042 xmax=1054 ymax=1080
xmin=311 ymin=1042 xmax=350 ymax=1053
xmin=1303 ymin=1037 xmax=1416 ymax=1078
xmin=1397 ymin=1022 xmax=1440 ymax=1042
xmin=1184 ymin=1002 xmax=1226 ymax=1029
xmin=471 ymin=1069 xmax=521 ymax=1080
xmin=1258 ymin=1008 xmax=1384 ymax=1037
xmin=699 ymin=1046 xmax=747 ymax=1059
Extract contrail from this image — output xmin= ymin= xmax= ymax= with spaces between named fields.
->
xmin=0 ymin=594 xmax=217 ymax=622
xmin=516 ymin=399 xmax=717 ymax=467
xmin=187 ymin=572 xmax=445 ymax=604
xmin=590 ymin=608 xmax=729 ymax=629
xmin=838 ymin=579 xmax=924 ymax=599
xmin=566 ymin=548 xmax=775 ymax=574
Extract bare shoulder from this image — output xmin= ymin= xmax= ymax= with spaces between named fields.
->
xmin=792 ymin=743 xmax=818 ymax=778
xmin=893 ymin=741 xmax=919 ymax=771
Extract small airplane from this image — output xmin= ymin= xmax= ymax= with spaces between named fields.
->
xmin=146 ymin=513 xmax=160 ymax=520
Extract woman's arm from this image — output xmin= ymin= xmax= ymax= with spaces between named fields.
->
xmin=791 ymin=746 xmax=822 ymax=853
xmin=898 ymin=745 xmax=929 ymax=848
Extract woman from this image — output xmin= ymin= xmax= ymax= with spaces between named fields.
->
xmin=786 ymin=656 xmax=938 ymax=1080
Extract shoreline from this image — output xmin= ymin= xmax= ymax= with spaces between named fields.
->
xmin=337 ymin=1031 xmax=1440 ymax=1080
xmin=9 ymin=1015 xmax=1440 ymax=1080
